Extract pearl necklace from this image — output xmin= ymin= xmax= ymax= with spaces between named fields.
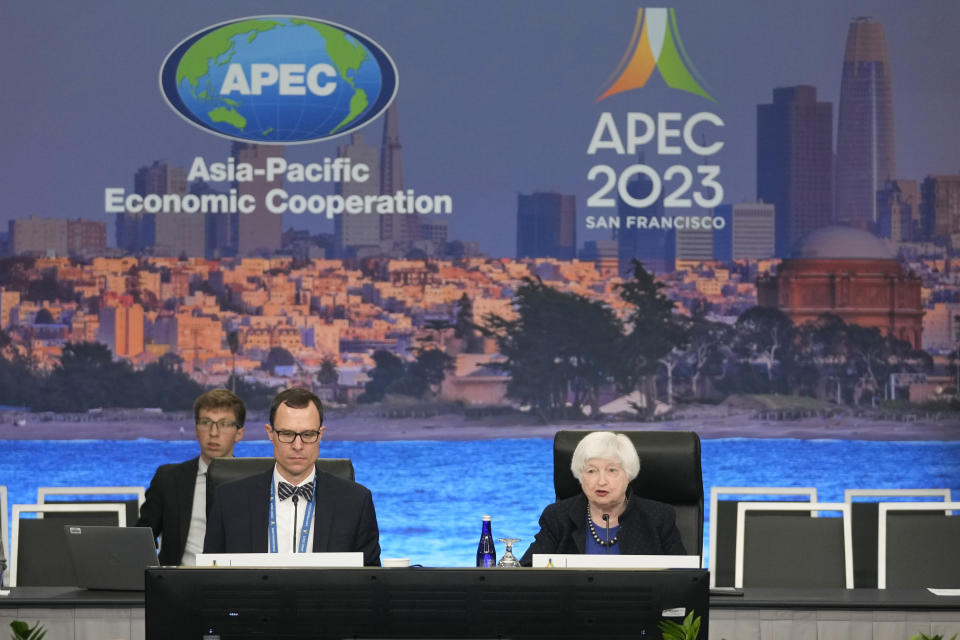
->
xmin=586 ymin=501 xmax=622 ymax=546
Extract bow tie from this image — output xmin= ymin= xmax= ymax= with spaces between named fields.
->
xmin=278 ymin=481 xmax=314 ymax=503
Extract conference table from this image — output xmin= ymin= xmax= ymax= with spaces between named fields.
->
xmin=1 ymin=572 xmax=958 ymax=640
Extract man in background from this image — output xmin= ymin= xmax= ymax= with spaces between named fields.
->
xmin=203 ymin=387 xmax=380 ymax=566
xmin=137 ymin=388 xmax=246 ymax=565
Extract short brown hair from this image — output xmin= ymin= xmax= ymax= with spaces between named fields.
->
xmin=269 ymin=387 xmax=324 ymax=427
xmin=194 ymin=388 xmax=246 ymax=428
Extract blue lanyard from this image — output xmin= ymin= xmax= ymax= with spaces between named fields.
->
xmin=268 ymin=476 xmax=317 ymax=554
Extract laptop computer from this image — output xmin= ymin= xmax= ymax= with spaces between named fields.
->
xmin=64 ymin=525 xmax=159 ymax=591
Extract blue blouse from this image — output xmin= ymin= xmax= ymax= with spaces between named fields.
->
xmin=585 ymin=523 xmax=620 ymax=554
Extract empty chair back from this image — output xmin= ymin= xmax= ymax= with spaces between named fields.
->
xmin=38 ymin=486 xmax=145 ymax=528
xmin=844 ymin=488 xmax=952 ymax=588
xmin=554 ymin=430 xmax=703 ymax=556
xmin=10 ymin=503 xmax=125 ymax=587
xmin=207 ymin=457 xmax=355 ymax=510
xmin=735 ymin=502 xmax=852 ymax=589
xmin=708 ymin=486 xmax=818 ymax=587
xmin=878 ymin=501 xmax=960 ymax=589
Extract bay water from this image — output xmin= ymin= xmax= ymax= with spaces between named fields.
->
xmin=2 ymin=438 xmax=958 ymax=567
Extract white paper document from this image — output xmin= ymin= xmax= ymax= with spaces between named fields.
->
xmin=531 ymin=554 xmax=701 ymax=569
xmin=195 ymin=552 xmax=362 ymax=567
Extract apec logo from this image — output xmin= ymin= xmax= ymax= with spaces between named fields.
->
xmin=160 ymin=16 xmax=398 ymax=144
xmin=598 ymin=8 xmax=713 ymax=102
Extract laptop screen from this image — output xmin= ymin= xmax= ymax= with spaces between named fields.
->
xmin=64 ymin=525 xmax=159 ymax=591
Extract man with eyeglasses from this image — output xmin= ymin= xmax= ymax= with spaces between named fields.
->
xmin=136 ymin=388 xmax=246 ymax=566
xmin=203 ymin=387 xmax=381 ymax=566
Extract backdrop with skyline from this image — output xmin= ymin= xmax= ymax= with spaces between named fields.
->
xmin=2 ymin=1 xmax=959 ymax=257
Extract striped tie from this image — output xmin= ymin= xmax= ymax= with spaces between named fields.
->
xmin=277 ymin=481 xmax=314 ymax=502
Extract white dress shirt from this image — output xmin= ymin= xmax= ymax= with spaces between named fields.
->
xmin=272 ymin=467 xmax=317 ymax=554
xmin=180 ymin=458 xmax=208 ymax=566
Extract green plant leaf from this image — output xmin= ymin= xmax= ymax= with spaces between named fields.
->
xmin=658 ymin=621 xmax=685 ymax=640
xmin=10 ymin=620 xmax=29 ymax=640
xmin=8 ymin=620 xmax=45 ymax=640
xmin=658 ymin=611 xmax=701 ymax=640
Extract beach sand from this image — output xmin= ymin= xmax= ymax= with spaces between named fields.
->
xmin=1 ymin=406 xmax=957 ymax=442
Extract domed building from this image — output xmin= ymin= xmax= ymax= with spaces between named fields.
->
xmin=757 ymin=226 xmax=923 ymax=348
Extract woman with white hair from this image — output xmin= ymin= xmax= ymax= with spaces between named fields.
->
xmin=519 ymin=431 xmax=685 ymax=565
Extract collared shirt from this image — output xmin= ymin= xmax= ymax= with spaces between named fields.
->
xmin=181 ymin=458 xmax=208 ymax=566
xmin=272 ymin=467 xmax=317 ymax=554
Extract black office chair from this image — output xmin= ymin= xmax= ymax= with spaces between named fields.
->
xmin=553 ymin=430 xmax=703 ymax=557
xmin=207 ymin=457 xmax=355 ymax=510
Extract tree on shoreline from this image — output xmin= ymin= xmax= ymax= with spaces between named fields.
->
xmin=485 ymin=277 xmax=623 ymax=419
xmin=615 ymin=261 xmax=689 ymax=415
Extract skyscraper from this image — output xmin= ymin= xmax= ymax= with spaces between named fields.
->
xmin=714 ymin=202 xmax=776 ymax=262
xmin=335 ymin=132 xmax=381 ymax=257
xmin=116 ymin=163 xmax=160 ymax=254
xmin=151 ymin=163 xmax=205 ymax=257
xmin=233 ymin=143 xmax=283 ymax=256
xmin=732 ymin=202 xmax=776 ymax=260
xmin=10 ymin=217 xmax=107 ymax=257
xmin=877 ymin=179 xmax=919 ymax=243
xmin=9 ymin=217 xmax=67 ymax=256
xmin=674 ymin=217 xmax=714 ymax=263
xmin=835 ymin=17 xmax=896 ymax=229
xmin=757 ymin=86 xmax=833 ymax=257
xmin=516 ymin=192 xmax=576 ymax=260
xmin=119 ymin=161 xmax=205 ymax=257
xmin=66 ymin=219 xmax=107 ymax=256
xmin=419 ymin=219 xmax=448 ymax=256
xmin=920 ymin=174 xmax=960 ymax=247
xmin=616 ymin=171 xmax=672 ymax=274
xmin=379 ymin=105 xmax=419 ymax=247
xmin=196 ymin=180 xmax=237 ymax=258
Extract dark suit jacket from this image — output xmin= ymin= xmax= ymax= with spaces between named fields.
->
xmin=519 ymin=492 xmax=686 ymax=566
xmin=203 ymin=469 xmax=382 ymax=566
xmin=136 ymin=456 xmax=200 ymax=566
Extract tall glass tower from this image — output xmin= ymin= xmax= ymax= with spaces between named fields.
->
xmin=835 ymin=17 xmax=895 ymax=229
xmin=757 ymin=86 xmax=833 ymax=257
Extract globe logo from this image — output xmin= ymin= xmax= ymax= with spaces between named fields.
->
xmin=160 ymin=16 xmax=397 ymax=144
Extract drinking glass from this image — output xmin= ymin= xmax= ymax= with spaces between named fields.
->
xmin=497 ymin=537 xmax=521 ymax=567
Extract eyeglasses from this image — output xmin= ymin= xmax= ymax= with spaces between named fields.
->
xmin=196 ymin=418 xmax=241 ymax=431
xmin=271 ymin=428 xmax=322 ymax=444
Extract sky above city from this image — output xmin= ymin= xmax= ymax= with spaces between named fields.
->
xmin=2 ymin=0 xmax=959 ymax=256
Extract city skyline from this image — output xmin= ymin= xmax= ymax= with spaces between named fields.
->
xmin=0 ymin=246 xmax=954 ymax=417
xmin=2 ymin=2 xmax=959 ymax=258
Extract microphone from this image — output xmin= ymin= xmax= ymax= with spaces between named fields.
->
xmin=602 ymin=514 xmax=610 ymax=554
xmin=292 ymin=495 xmax=299 ymax=552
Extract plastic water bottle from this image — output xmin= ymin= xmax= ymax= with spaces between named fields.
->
xmin=475 ymin=515 xmax=497 ymax=567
